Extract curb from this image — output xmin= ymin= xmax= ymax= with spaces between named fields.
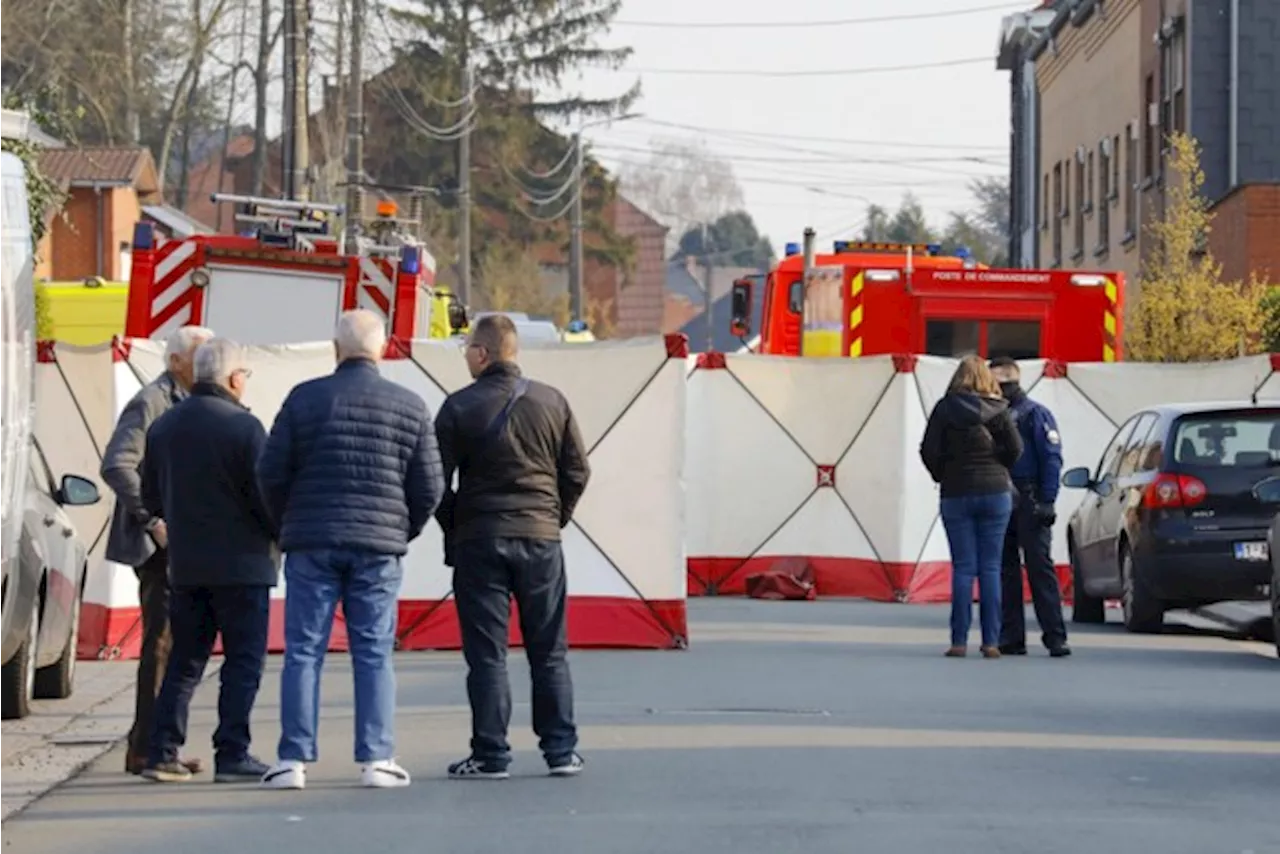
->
xmin=0 ymin=662 xmax=143 ymax=824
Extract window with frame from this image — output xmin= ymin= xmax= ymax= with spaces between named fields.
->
xmin=1074 ymin=152 xmax=1086 ymax=257
xmin=1042 ymin=173 xmax=1050 ymax=230
xmin=1097 ymin=139 xmax=1111 ymax=252
xmin=1111 ymin=134 xmax=1121 ymax=200
xmin=1098 ymin=416 xmax=1142 ymax=479
xmin=1052 ymin=162 xmax=1063 ymax=263
xmin=1170 ymin=29 xmax=1187 ymax=132
xmin=1117 ymin=413 xmax=1158 ymax=477
xmin=1124 ymin=124 xmax=1138 ymax=240
xmin=1086 ymin=150 xmax=1095 ymax=211
xmin=1143 ymin=74 xmax=1156 ymax=180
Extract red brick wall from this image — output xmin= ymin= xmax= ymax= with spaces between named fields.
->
xmin=610 ymin=197 xmax=667 ymax=338
xmin=1210 ymin=184 xmax=1280 ymax=284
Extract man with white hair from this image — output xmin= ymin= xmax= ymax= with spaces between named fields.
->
xmin=257 ymin=309 xmax=444 ymax=790
xmin=139 ymin=338 xmax=277 ymax=783
xmin=101 ymin=324 xmax=213 ymax=776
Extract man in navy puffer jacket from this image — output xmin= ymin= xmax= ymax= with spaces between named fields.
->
xmin=256 ymin=309 xmax=444 ymax=791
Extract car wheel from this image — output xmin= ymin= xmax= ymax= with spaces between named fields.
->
xmin=1070 ymin=543 xmax=1105 ymax=624
xmin=1121 ymin=546 xmax=1164 ymax=634
xmin=34 ymin=588 xmax=80 ymax=700
xmin=1 ymin=596 xmax=40 ymax=720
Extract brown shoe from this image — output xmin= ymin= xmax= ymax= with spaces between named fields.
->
xmin=944 ymin=646 xmax=967 ymax=657
xmin=127 ymin=754 xmax=203 ymax=775
xmin=981 ymin=646 xmax=1002 ymax=659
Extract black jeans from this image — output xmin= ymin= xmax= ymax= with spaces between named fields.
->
xmin=453 ymin=537 xmax=577 ymax=769
xmin=1001 ymin=486 xmax=1068 ymax=649
xmin=148 ymin=585 xmax=271 ymax=768
xmin=128 ymin=549 xmax=172 ymax=762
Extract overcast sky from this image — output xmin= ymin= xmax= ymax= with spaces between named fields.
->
xmin=562 ymin=0 xmax=1022 ymax=251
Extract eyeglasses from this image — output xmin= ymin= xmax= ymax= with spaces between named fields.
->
xmin=234 ymin=368 xmax=254 ymax=380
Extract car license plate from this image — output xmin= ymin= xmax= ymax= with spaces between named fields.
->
xmin=1234 ymin=541 xmax=1269 ymax=561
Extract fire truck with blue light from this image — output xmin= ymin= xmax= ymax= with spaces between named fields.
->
xmin=125 ymin=193 xmax=468 ymax=348
xmin=729 ymin=235 xmax=1125 ymax=363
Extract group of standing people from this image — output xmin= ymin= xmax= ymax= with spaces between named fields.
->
xmin=100 ymin=310 xmax=589 ymax=788
xmin=919 ymin=355 xmax=1071 ymax=659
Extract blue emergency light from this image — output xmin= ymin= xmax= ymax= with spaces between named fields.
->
xmin=954 ymin=246 xmax=972 ymax=259
xmin=132 ymin=222 xmax=155 ymax=250
xmin=400 ymin=246 xmax=420 ymax=275
xmin=833 ymin=240 xmax=849 ymax=253
xmin=784 ymin=242 xmax=801 ymax=257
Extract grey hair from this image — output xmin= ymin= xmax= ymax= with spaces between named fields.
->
xmin=165 ymin=325 xmax=214 ymax=361
xmin=193 ymin=338 xmax=248 ymax=384
xmin=335 ymin=309 xmax=387 ymax=361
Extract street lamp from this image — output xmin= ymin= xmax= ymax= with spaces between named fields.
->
xmin=570 ymin=112 xmax=644 ymax=323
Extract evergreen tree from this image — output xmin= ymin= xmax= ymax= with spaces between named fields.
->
xmin=384 ymin=1 xmax=640 ymax=306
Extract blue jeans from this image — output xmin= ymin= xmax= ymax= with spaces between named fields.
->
xmin=149 ymin=585 xmax=270 ymax=768
xmin=940 ymin=491 xmax=1013 ymax=648
xmin=453 ymin=537 xmax=577 ymax=769
xmin=277 ymin=550 xmax=403 ymax=764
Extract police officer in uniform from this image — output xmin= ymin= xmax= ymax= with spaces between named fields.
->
xmin=989 ymin=356 xmax=1071 ymax=657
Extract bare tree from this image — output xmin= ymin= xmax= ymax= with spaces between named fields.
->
xmin=618 ymin=137 xmax=745 ymax=256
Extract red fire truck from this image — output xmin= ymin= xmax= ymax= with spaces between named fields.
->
xmin=125 ymin=194 xmax=467 ymax=348
xmin=730 ymin=240 xmax=1124 ymax=362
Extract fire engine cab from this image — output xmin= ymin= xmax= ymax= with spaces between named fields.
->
xmin=730 ymin=240 xmax=1124 ymax=362
xmin=125 ymin=193 xmax=468 ymax=348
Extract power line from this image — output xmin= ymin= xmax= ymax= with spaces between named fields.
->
xmin=616 ymin=117 xmax=1008 ymax=153
xmin=616 ymin=56 xmax=991 ymax=78
xmin=614 ymin=2 xmax=1026 ymax=29
xmin=599 ymin=152 xmax=985 ymax=195
xmin=592 ymin=141 xmax=1005 ymax=168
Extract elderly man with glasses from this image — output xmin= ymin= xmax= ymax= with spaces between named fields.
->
xmin=139 ymin=338 xmax=278 ymax=783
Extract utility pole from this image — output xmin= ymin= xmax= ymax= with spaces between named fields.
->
xmin=285 ymin=0 xmax=310 ymax=200
xmin=458 ymin=62 xmax=474 ymax=306
xmin=800 ymin=226 xmax=815 ymax=357
xmin=281 ymin=0 xmax=294 ymax=196
xmin=702 ymin=221 xmax=713 ymax=352
xmin=569 ymin=131 xmax=584 ymax=322
xmin=345 ymin=0 xmax=365 ymax=245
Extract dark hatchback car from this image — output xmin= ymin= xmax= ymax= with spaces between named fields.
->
xmin=1062 ymin=402 xmax=1278 ymax=634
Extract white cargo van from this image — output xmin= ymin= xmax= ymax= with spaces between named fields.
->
xmin=0 ymin=148 xmax=38 ymax=717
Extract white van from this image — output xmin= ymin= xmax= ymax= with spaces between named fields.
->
xmin=1 ymin=148 xmax=40 ymax=686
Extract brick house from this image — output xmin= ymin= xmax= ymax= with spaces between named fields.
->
xmin=35 ymin=147 xmax=161 ymax=282
xmin=998 ymin=0 xmax=1280 ymax=296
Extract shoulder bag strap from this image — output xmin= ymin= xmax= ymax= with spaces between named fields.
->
xmin=481 ymin=378 xmax=530 ymax=444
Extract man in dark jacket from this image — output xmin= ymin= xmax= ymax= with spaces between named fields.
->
xmin=435 ymin=314 xmax=591 ymax=780
xmin=139 ymin=338 xmax=276 ymax=783
xmin=257 ymin=309 xmax=444 ymax=791
xmin=989 ymin=357 xmax=1070 ymax=657
xmin=100 ymin=324 xmax=212 ymax=776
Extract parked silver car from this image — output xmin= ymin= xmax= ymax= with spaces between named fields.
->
xmin=1 ymin=437 xmax=101 ymax=719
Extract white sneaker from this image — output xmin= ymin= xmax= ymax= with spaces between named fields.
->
xmin=261 ymin=760 xmax=306 ymax=790
xmin=361 ymin=759 xmax=411 ymax=788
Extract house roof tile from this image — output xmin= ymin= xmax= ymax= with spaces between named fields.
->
xmin=37 ymin=147 xmax=159 ymax=193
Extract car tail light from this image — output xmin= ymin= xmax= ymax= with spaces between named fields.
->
xmin=1143 ymin=474 xmax=1207 ymax=509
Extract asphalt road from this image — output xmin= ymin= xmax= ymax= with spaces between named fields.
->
xmin=3 ymin=600 xmax=1277 ymax=854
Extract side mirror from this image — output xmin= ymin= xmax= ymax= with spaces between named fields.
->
xmin=729 ymin=279 xmax=752 ymax=338
xmin=1061 ymin=467 xmax=1093 ymax=490
xmin=58 ymin=474 xmax=101 ymax=506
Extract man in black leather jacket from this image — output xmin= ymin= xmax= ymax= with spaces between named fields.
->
xmin=435 ymin=314 xmax=590 ymax=780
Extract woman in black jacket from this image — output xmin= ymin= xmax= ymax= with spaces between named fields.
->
xmin=919 ymin=355 xmax=1024 ymax=659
